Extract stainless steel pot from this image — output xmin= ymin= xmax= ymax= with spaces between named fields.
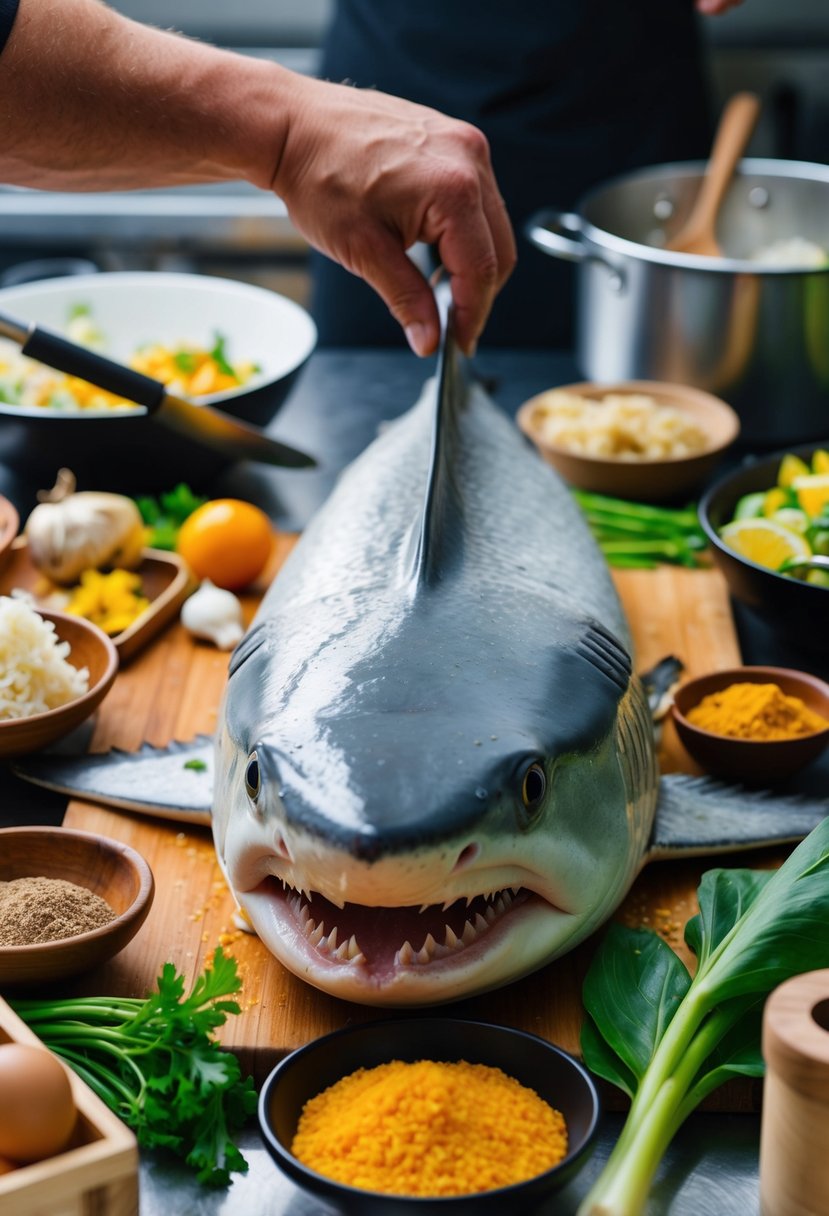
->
xmin=526 ymin=158 xmax=829 ymax=448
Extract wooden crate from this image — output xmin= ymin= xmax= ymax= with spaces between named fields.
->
xmin=0 ymin=996 xmax=138 ymax=1216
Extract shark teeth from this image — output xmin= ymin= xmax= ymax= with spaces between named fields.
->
xmin=393 ymin=887 xmax=519 ymax=968
xmin=278 ymin=878 xmax=522 ymax=970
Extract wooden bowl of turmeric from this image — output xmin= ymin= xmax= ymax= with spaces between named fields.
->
xmin=258 ymin=1017 xmax=600 ymax=1215
xmin=672 ymin=666 xmax=829 ymax=784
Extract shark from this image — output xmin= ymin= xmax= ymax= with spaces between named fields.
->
xmin=14 ymin=308 xmax=828 ymax=1007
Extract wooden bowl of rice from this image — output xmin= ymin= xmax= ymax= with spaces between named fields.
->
xmin=516 ymin=380 xmax=740 ymax=503
xmin=0 ymin=600 xmax=118 ymax=757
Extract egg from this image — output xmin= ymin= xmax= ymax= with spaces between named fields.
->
xmin=0 ymin=1042 xmax=77 ymax=1163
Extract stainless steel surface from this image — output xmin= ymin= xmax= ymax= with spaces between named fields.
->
xmin=136 ymin=1113 xmax=761 ymax=1214
xmin=0 ymin=181 xmax=303 ymax=253
xmin=526 ymin=158 xmax=829 ymax=449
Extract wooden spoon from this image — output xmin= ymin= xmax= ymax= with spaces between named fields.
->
xmin=666 ymin=92 xmax=761 ymax=257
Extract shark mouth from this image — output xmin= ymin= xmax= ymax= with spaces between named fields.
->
xmin=248 ymin=877 xmax=540 ymax=986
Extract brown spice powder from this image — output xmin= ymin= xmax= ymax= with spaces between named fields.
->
xmin=0 ymin=876 xmax=116 ymax=946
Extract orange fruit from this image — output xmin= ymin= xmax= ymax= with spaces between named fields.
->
xmin=176 ymin=499 xmax=273 ymax=590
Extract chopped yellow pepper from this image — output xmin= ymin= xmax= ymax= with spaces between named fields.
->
xmin=65 ymin=568 xmax=150 ymax=635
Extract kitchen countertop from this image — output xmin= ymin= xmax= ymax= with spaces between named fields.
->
xmin=1 ymin=346 xmax=825 ymax=1214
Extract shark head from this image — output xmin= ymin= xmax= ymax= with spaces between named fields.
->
xmin=212 ymin=595 xmax=657 ymax=1006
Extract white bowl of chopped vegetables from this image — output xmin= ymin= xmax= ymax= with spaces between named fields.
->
xmin=0 ymin=271 xmax=317 ymax=490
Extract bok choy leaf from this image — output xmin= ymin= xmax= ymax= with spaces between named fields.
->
xmin=578 ymin=821 xmax=829 ymax=1216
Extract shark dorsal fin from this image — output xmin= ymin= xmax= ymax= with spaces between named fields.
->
xmin=410 ymin=286 xmax=466 ymax=589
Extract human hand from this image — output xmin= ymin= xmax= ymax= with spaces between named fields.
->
xmin=270 ymin=76 xmax=516 ymax=356
xmin=695 ymin=0 xmax=745 ymax=14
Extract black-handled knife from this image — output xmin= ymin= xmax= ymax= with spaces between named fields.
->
xmin=0 ymin=309 xmax=317 ymax=470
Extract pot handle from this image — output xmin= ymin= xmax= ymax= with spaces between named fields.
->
xmin=525 ymin=209 xmax=625 ymax=292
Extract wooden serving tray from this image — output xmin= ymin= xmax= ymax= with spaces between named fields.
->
xmin=40 ymin=542 xmax=780 ymax=1111
xmin=0 ymin=996 xmax=138 ymax=1216
xmin=1 ymin=540 xmax=195 ymax=662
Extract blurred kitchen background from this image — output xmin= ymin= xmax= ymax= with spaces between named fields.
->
xmin=1 ymin=0 xmax=828 ymax=307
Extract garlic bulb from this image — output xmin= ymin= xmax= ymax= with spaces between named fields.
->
xmin=180 ymin=579 xmax=244 ymax=650
xmin=25 ymin=492 xmax=145 ymax=584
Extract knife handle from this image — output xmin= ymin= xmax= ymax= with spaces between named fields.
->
xmin=22 ymin=324 xmax=166 ymax=413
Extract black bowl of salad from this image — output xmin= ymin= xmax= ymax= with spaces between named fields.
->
xmin=0 ymin=271 xmax=316 ymax=493
xmin=699 ymin=443 xmax=829 ymax=651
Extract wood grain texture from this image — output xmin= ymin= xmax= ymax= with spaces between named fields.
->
xmin=59 ymin=544 xmax=781 ymax=1109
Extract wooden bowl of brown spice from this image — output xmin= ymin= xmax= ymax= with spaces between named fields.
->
xmin=0 ymin=826 xmax=154 ymax=985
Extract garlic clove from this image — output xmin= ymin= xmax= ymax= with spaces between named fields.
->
xmin=180 ymin=579 xmax=245 ymax=651
xmin=25 ymin=492 xmax=145 ymax=584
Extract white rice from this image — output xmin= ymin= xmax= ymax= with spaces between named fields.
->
xmin=0 ymin=596 xmax=90 ymax=720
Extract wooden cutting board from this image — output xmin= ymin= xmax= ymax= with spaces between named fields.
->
xmin=58 ymin=542 xmax=775 ymax=1109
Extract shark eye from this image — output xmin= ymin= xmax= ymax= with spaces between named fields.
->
xmin=520 ymin=762 xmax=546 ymax=816
xmin=245 ymin=753 xmax=261 ymax=802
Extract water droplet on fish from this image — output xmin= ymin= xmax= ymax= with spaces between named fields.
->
xmin=490 ymin=735 xmax=498 ymax=741
xmin=475 ymin=787 xmax=488 ymax=800
xmin=376 ymin=758 xmax=386 ymax=767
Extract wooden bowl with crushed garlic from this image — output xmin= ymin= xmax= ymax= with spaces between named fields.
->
xmin=517 ymin=380 xmax=740 ymax=503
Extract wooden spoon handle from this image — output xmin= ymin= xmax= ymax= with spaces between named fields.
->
xmin=688 ymin=92 xmax=761 ymax=235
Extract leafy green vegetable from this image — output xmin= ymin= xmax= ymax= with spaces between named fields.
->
xmin=174 ymin=350 xmax=199 ymax=374
xmin=572 ymin=490 xmax=707 ymax=568
xmin=209 ymin=333 xmax=238 ymax=380
xmin=578 ymin=823 xmax=829 ymax=1216
xmin=184 ymin=758 xmax=208 ymax=772
xmin=135 ymin=483 xmax=206 ymax=550
xmin=12 ymin=947 xmax=256 ymax=1187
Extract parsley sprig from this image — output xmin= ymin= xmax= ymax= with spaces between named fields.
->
xmin=12 ymin=948 xmax=257 ymax=1186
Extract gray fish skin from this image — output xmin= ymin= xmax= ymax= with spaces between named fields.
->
xmin=211 ymin=336 xmax=660 ymax=1005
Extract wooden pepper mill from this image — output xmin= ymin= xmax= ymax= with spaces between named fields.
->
xmin=761 ymin=969 xmax=829 ymax=1216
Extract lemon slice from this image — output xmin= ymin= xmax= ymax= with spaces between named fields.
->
xmin=720 ymin=518 xmax=811 ymax=571
xmin=762 ymin=487 xmax=790 ymax=517
xmin=812 ymin=449 xmax=829 ymax=475
xmin=778 ymin=453 xmax=811 ymax=487
xmin=771 ymin=507 xmax=810 ymax=534
xmin=792 ymin=473 xmax=829 ymax=519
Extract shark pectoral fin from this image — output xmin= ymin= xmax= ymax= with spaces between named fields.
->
xmin=11 ymin=736 xmax=215 ymax=826
xmin=640 ymin=655 xmax=684 ymax=723
xmin=645 ymin=771 xmax=829 ymax=862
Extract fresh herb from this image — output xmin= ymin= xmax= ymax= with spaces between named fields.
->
xmin=135 ymin=483 xmax=207 ymax=550
xmin=209 ymin=332 xmax=238 ymax=380
xmin=174 ymin=350 xmax=199 ymax=375
xmin=184 ymin=758 xmax=208 ymax=772
xmin=573 ymin=489 xmax=707 ymax=568
xmin=12 ymin=947 xmax=256 ymax=1187
xmin=67 ymin=302 xmax=91 ymax=320
xmin=577 ymin=819 xmax=829 ymax=1216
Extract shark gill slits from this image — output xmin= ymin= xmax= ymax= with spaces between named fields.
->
xmin=520 ymin=762 xmax=546 ymax=824
xmin=245 ymin=752 xmax=261 ymax=802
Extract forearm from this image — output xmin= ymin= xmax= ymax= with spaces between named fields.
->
xmin=0 ymin=0 xmax=289 ymax=191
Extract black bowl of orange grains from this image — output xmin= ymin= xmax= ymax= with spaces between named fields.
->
xmin=258 ymin=1017 xmax=600 ymax=1215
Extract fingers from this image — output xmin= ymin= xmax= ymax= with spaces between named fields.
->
xmin=695 ymin=0 xmax=744 ymax=13
xmin=357 ymin=231 xmax=442 ymax=356
xmin=432 ymin=125 xmax=515 ymax=354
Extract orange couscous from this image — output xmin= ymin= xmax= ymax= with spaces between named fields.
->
xmin=290 ymin=1058 xmax=568 ymax=1197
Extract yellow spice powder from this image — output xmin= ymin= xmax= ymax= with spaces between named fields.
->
xmin=290 ymin=1058 xmax=568 ymax=1197
xmin=686 ymin=681 xmax=829 ymax=741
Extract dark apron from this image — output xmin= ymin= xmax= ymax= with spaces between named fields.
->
xmin=310 ymin=0 xmax=711 ymax=348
